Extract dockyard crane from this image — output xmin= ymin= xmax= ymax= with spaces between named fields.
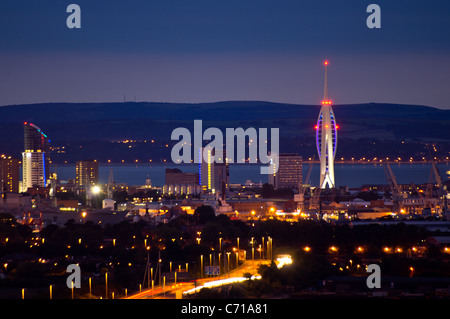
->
xmin=425 ymin=144 xmax=447 ymax=213
xmin=383 ymin=162 xmax=403 ymax=212
xmin=310 ymin=187 xmax=322 ymax=209
xmin=303 ymin=155 xmax=315 ymax=188
xmin=297 ymin=155 xmax=315 ymax=211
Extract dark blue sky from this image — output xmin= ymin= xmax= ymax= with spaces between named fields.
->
xmin=0 ymin=0 xmax=449 ymax=108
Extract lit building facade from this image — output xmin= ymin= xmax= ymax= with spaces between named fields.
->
xmin=316 ymin=61 xmax=337 ymax=188
xmin=76 ymin=160 xmax=99 ymax=186
xmin=22 ymin=122 xmax=51 ymax=191
xmin=269 ymin=153 xmax=302 ymax=189
xmin=164 ymin=168 xmax=201 ymax=195
xmin=199 ymin=147 xmax=229 ymax=195
xmin=165 ymin=168 xmax=199 ymax=186
xmin=22 ymin=151 xmax=46 ymax=190
xmin=0 ymin=155 xmax=20 ymax=193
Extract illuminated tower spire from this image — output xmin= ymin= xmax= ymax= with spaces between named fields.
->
xmin=323 ymin=60 xmax=329 ymax=100
xmin=316 ymin=60 xmax=337 ymax=189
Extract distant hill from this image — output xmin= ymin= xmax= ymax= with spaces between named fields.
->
xmin=1 ymin=100 xmax=449 ymax=122
xmin=1 ymin=101 xmax=449 ymax=162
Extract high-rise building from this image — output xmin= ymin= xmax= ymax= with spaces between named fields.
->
xmin=269 ymin=153 xmax=302 ymax=189
xmin=76 ymin=160 xmax=99 ymax=186
xmin=22 ymin=122 xmax=51 ymax=191
xmin=24 ymin=122 xmax=50 ymax=153
xmin=214 ymin=160 xmax=229 ymax=197
xmin=22 ymin=152 xmax=46 ymax=190
xmin=199 ymin=147 xmax=229 ymax=194
xmin=316 ymin=61 xmax=338 ymax=188
xmin=0 ymin=155 xmax=20 ymax=193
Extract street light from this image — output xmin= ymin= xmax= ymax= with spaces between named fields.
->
xmin=89 ymin=277 xmax=92 ymax=299
xmin=251 ymin=237 xmax=255 ymax=260
xmin=268 ymin=237 xmax=273 ymax=261
xmin=163 ymin=276 xmax=166 ymax=297
xmin=261 ymin=237 xmax=265 ymax=259
xmin=105 ymin=272 xmax=108 ymax=299
xmin=91 ymin=185 xmax=101 ymax=195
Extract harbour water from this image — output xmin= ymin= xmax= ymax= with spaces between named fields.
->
xmin=53 ymin=163 xmax=450 ymax=188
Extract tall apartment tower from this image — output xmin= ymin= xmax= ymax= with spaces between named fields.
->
xmin=316 ymin=61 xmax=337 ymax=189
xmin=22 ymin=122 xmax=51 ymax=191
xmin=199 ymin=147 xmax=229 ymax=195
xmin=76 ymin=160 xmax=99 ymax=186
xmin=269 ymin=153 xmax=302 ymax=189
xmin=0 ymin=155 xmax=20 ymax=193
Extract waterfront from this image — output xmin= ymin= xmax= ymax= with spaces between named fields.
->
xmin=52 ymin=163 xmax=450 ymax=188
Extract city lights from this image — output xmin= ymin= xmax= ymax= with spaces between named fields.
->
xmin=0 ymin=31 xmax=448 ymax=304
xmin=328 ymin=246 xmax=338 ymax=253
xmin=91 ymin=185 xmax=101 ymax=194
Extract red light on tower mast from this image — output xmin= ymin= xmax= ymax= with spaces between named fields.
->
xmin=324 ymin=60 xmax=329 ymax=66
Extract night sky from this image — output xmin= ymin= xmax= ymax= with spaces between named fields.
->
xmin=0 ymin=0 xmax=449 ymax=108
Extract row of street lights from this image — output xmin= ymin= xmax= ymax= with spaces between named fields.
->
xmin=197 ymin=236 xmax=273 ymax=278
xmin=14 ymin=233 xmax=274 ymax=299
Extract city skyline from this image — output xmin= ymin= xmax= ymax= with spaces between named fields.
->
xmin=1 ymin=1 xmax=450 ymax=303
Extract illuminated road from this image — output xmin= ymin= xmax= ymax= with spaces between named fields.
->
xmin=125 ymin=259 xmax=269 ymax=299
